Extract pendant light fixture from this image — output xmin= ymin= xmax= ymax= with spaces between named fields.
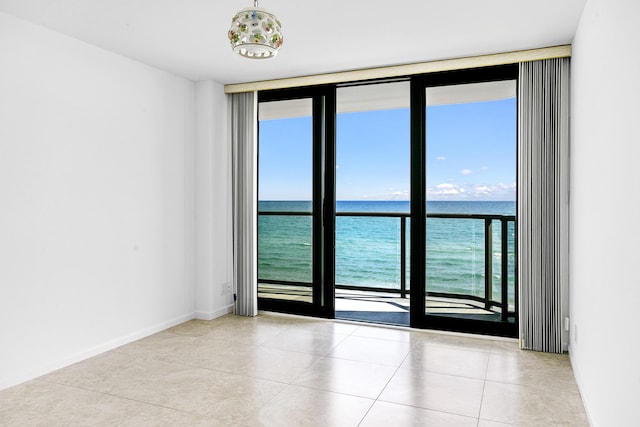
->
xmin=228 ymin=0 xmax=283 ymax=59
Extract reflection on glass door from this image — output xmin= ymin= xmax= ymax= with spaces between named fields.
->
xmin=258 ymin=98 xmax=314 ymax=304
xmin=416 ymin=69 xmax=519 ymax=336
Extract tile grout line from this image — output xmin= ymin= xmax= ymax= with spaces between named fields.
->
xmin=476 ymin=345 xmax=493 ymax=426
xmin=34 ymin=377 xmax=199 ymax=422
xmin=356 ymin=342 xmax=412 ymax=425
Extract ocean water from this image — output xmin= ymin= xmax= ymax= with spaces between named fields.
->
xmin=258 ymin=200 xmax=516 ymax=304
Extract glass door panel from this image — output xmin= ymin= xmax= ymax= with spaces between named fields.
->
xmin=417 ymin=72 xmax=518 ymax=336
xmin=335 ymin=81 xmax=411 ymax=326
xmin=258 ymin=98 xmax=314 ymax=304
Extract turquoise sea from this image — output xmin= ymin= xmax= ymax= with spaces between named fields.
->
xmin=258 ymin=200 xmax=516 ymax=304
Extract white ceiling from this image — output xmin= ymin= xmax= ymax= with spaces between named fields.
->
xmin=0 ymin=0 xmax=587 ymax=85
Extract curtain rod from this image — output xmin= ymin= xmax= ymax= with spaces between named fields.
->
xmin=224 ymin=45 xmax=571 ymax=94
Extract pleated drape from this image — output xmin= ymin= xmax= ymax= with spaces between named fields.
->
xmin=518 ymin=58 xmax=570 ymax=353
xmin=231 ymin=92 xmax=258 ymax=316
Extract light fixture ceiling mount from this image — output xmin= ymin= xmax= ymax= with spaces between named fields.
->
xmin=228 ymin=0 xmax=283 ymax=59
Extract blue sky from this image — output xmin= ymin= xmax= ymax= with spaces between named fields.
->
xmin=259 ymin=98 xmax=516 ymax=201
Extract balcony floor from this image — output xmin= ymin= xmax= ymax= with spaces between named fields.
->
xmin=258 ymin=284 xmax=508 ymax=327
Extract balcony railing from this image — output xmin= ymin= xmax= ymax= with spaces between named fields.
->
xmin=258 ymin=210 xmax=516 ymax=321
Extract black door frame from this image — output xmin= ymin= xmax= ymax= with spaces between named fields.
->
xmin=257 ymin=86 xmax=336 ymax=318
xmin=409 ymin=64 xmax=519 ymax=337
xmin=257 ymin=66 xmax=519 ymax=338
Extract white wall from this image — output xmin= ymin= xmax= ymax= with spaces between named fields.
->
xmin=570 ymin=0 xmax=640 ymax=425
xmin=0 ymin=12 xmax=196 ymax=389
xmin=194 ymin=81 xmax=234 ymax=319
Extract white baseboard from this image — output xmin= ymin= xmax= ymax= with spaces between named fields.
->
xmin=194 ymin=304 xmax=234 ymax=321
xmin=569 ymin=347 xmax=595 ymax=427
xmin=0 ymin=312 xmax=194 ymax=391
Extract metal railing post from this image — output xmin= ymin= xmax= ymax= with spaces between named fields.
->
xmin=400 ymin=216 xmax=407 ymax=298
xmin=484 ymin=219 xmax=493 ymax=310
xmin=501 ymin=219 xmax=509 ymax=321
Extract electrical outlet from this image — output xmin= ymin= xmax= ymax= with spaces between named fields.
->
xmin=221 ymin=282 xmax=232 ymax=295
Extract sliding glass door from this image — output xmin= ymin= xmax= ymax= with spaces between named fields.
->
xmin=257 ymin=87 xmax=335 ymax=317
xmin=256 ymin=66 xmax=518 ymax=337
xmin=410 ymin=65 xmax=519 ymax=336
xmin=334 ymin=81 xmax=411 ymax=326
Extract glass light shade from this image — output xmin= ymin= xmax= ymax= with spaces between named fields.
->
xmin=228 ymin=5 xmax=283 ymax=59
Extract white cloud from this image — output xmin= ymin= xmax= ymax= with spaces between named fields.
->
xmin=382 ymin=189 xmax=409 ymax=200
xmin=431 ymin=183 xmax=463 ymax=196
xmin=470 ymin=183 xmax=516 ymax=198
xmin=437 ymin=156 xmax=447 ymax=161
xmin=427 ymin=182 xmax=516 ymax=201
xmin=358 ymin=189 xmax=410 ymax=200
xmin=460 ymin=169 xmax=473 ymax=175
xmin=475 ymin=185 xmax=491 ymax=194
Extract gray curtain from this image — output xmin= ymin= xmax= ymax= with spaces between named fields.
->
xmin=518 ymin=58 xmax=570 ymax=353
xmin=231 ymin=92 xmax=258 ymax=316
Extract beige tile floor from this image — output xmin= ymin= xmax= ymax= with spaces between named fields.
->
xmin=0 ymin=313 xmax=589 ymax=426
